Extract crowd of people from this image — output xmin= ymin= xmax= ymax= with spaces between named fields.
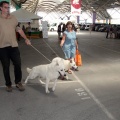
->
xmin=16 ymin=22 xmax=40 ymax=41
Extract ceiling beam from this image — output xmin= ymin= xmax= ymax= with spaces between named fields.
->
xmin=96 ymin=0 xmax=113 ymax=11
xmin=11 ymin=0 xmax=20 ymax=6
xmin=33 ymin=0 xmax=40 ymax=13
xmin=20 ymin=0 xmax=28 ymax=4
xmin=11 ymin=0 xmax=28 ymax=8
xmin=23 ymin=0 xmax=37 ymax=11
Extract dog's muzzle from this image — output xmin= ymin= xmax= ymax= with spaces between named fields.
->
xmin=58 ymin=71 xmax=66 ymax=77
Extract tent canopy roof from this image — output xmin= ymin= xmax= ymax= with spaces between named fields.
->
xmin=11 ymin=0 xmax=120 ymax=20
xmin=11 ymin=8 xmax=42 ymax=22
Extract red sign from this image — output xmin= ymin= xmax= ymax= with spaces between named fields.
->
xmin=71 ymin=0 xmax=81 ymax=9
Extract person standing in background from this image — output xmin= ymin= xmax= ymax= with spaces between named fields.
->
xmin=72 ymin=23 xmax=77 ymax=32
xmin=22 ymin=25 xmax=26 ymax=33
xmin=57 ymin=23 xmax=62 ymax=40
xmin=17 ymin=22 xmax=21 ymax=41
xmin=106 ymin=23 xmax=110 ymax=38
xmin=27 ymin=22 xmax=32 ymax=40
xmin=113 ymin=25 xmax=117 ymax=39
xmin=89 ymin=24 xmax=93 ymax=34
xmin=62 ymin=23 xmax=66 ymax=33
xmin=109 ymin=25 xmax=113 ymax=38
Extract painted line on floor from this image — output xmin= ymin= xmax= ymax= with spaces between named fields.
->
xmin=81 ymin=97 xmax=91 ymax=100
xmin=0 ymin=80 xmax=78 ymax=88
xmin=38 ymin=80 xmax=78 ymax=85
xmin=0 ymin=84 xmax=16 ymax=88
xmin=49 ymin=80 xmax=78 ymax=84
xmin=72 ymin=72 xmax=117 ymax=120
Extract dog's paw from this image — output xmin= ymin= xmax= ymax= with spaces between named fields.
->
xmin=52 ymin=87 xmax=55 ymax=92
xmin=65 ymin=76 xmax=69 ymax=80
xmin=24 ymin=81 xmax=27 ymax=84
xmin=46 ymin=90 xmax=50 ymax=94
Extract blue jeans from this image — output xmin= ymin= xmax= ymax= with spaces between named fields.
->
xmin=0 ymin=46 xmax=22 ymax=86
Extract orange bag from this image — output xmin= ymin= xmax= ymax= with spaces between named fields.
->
xmin=75 ymin=49 xmax=82 ymax=66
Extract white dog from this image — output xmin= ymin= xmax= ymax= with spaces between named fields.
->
xmin=25 ymin=57 xmax=66 ymax=93
xmin=52 ymin=57 xmax=78 ymax=79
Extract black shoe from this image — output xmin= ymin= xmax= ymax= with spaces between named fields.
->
xmin=6 ymin=86 xmax=12 ymax=92
xmin=70 ymin=67 xmax=75 ymax=71
xmin=75 ymin=68 xmax=79 ymax=71
xmin=16 ymin=82 xmax=25 ymax=91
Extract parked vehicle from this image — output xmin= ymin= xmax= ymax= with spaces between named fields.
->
xmin=117 ymin=25 xmax=120 ymax=31
xmin=98 ymin=26 xmax=106 ymax=32
xmin=85 ymin=24 xmax=90 ymax=30
xmin=80 ymin=24 xmax=86 ymax=30
xmin=49 ymin=23 xmax=59 ymax=31
xmin=74 ymin=23 xmax=79 ymax=29
xmin=95 ymin=25 xmax=102 ymax=31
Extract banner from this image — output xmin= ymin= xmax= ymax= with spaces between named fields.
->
xmin=71 ymin=0 xmax=81 ymax=16
xmin=42 ymin=21 xmax=48 ymax=38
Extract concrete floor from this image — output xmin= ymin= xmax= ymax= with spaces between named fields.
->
xmin=0 ymin=31 xmax=120 ymax=120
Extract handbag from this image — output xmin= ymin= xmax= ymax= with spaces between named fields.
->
xmin=75 ymin=49 xmax=82 ymax=66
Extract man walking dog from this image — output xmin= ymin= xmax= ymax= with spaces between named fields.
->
xmin=0 ymin=1 xmax=31 ymax=92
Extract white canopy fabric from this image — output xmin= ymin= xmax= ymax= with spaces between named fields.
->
xmin=11 ymin=0 xmax=120 ymax=20
xmin=11 ymin=9 xmax=42 ymax=22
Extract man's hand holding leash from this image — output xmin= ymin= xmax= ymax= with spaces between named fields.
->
xmin=25 ymin=38 xmax=31 ymax=45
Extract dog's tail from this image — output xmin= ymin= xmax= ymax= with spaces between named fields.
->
xmin=27 ymin=68 xmax=32 ymax=73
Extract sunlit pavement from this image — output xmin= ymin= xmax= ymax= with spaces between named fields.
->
xmin=0 ymin=31 xmax=120 ymax=120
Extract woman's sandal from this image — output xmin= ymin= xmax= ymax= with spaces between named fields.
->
xmin=70 ymin=67 xmax=79 ymax=71
xmin=74 ymin=68 xmax=79 ymax=71
xmin=70 ymin=67 xmax=75 ymax=70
